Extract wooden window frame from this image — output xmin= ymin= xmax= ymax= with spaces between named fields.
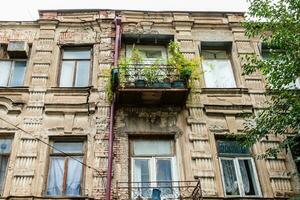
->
xmin=58 ymin=47 xmax=92 ymax=87
xmin=216 ymin=139 xmax=262 ymax=198
xmin=0 ymin=59 xmax=27 ymax=87
xmin=45 ymin=139 xmax=86 ymax=197
xmin=201 ymin=47 xmax=237 ymax=88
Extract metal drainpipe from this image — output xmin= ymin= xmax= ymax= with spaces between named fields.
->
xmin=105 ymin=15 xmax=121 ymax=200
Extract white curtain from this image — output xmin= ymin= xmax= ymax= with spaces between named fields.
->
xmin=202 ymin=60 xmax=236 ymax=88
xmin=239 ymin=160 xmax=250 ymax=194
xmin=47 ymin=158 xmax=64 ymax=195
xmin=0 ymin=61 xmax=11 ymax=86
xmin=221 ymin=159 xmax=239 ymax=195
xmin=66 ymin=157 xmax=83 ymax=195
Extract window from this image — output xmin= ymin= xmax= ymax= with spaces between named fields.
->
xmin=201 ymin=49 xmax=236 ymax=88
xmin=217 ymin=140 xmax=261 ymax=197
xmin=131 ymin=139 xmax=177 ymax=199
xmin=59 ymin=48 xmax=91 ymax=87
xmin=0 ymin=60 xmax=27 ymax=87
xmin=126 ymin=45 xmax=167 ymax=64
xmin=46 ymin=141 xmax=84 ymax=196
xmin=0 ymin=139 xmax=12 ymax=195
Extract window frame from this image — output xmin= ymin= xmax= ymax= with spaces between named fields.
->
xmin=0 ymin=138 xmax=12 ymax=196
xmin=45 ymin=139 xmax=86 ymax=197
xmin=130 ymin=139 xmax=178 ymax=198
xmin=0 ymin=59 xmax=27 ymax=87
xmin=217 ymin=140 xmax=262 ymax=198
xmin=125 ymin=45 xmax=168 ymax=64
xmin=58 ymin=47 xmax=92 ymax=87
xmin=201 ymin=47 xmax=237 ymax=88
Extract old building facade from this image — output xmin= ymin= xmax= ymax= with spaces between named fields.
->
xmin=0 ymin=9 xmax=299 ymax=200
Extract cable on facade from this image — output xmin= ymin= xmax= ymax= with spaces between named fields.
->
xmin=0 ymin=116 xmax=102 ymax=175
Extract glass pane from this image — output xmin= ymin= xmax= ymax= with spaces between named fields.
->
xmin=75 ymin=61 xmax=90 ymax=87
xmin=156 ymin=159 xmax=173 ymax=196
xmin=47 ymin=157 xmax=65 ymax=196
xmin=0 ymin=156 xmax=9 ymax=193
xmin=133 ymin=159 xmax=151 ymax=197
xmin=221 ymin=159 xmax=240 ymax=196
xmin=0 ymin=61 xmax=11 ymax=86
xmin=238 ymin=159 xmax=259 ymax=196
xmin=217 ymin=140 xmax=250 ymax=155
xmin=66 ymin=157 xmax=83 ymax=196
xmin=0 ymin=139 xmax=12 ymax=154
xmin=140 ymin=50 xmax=162 ymax=59
xmin=60 ymin=61 xmax=75 ymax=87
xmin=10 ymin=61 xmax=26 ymax=86
xmin=63 ymin=50 xmax=90 ymax=59
xmin=53 ymin=142 xmax=83 ymax=153
xmin=133 ymin=140 xmax=172 ymax=156
xmin=202 ymin=59 xmax=236 ymax=88
xmin=202 ymin=50 xmax=228 ymax=59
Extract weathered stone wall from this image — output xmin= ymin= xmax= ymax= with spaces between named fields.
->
xmin=0 ymin=9 xmax=298 ymax=200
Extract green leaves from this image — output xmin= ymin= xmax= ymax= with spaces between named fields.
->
xmin=241 ymin=0 xmax=300 ymax=158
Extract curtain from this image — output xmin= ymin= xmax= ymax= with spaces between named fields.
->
xmin=156 ymin=159 xmax=172 ymax=196
xmin=134 ymin=159 xmax=150 ymax=197
xmin=239 ymin=160 xmax=250 ymax=194
xmin=221 ymin=159 xmax=239 ymax=195
xmin=66 ymin=157 xmax=83 ymax=195
xmin=0 ymin=156 xmax=8 ymax=194
xmin=59 ymin=61 xmax=75 ymax=87
xmin=202 ymin=59 xmax=236 ymax=88
xmin=47 ymin=158 xmax=64 ymax=195
xmin=0 ymin=61 xmax=11 ymax=86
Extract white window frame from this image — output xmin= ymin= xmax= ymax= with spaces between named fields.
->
xmin=219 ymin=157 xmax=261 ymax=197
xmin=201 ymin=50 xmax=237 ymax=88
xmin=0 ymin=59 xmax=27 ymax=87
xmin=131 ymin=157 xmax=178 ymax=199
xmin=126 ymin=45 xmax=168 ymax=64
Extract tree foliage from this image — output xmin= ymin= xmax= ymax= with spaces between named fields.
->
xmin=240 ymin=0 xmax=300 ymax=158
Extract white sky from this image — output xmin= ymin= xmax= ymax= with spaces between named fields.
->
xmin=0 ymin=0 xmax=248 ymax=21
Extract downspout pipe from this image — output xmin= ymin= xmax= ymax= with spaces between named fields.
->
xmin=105 ymin=15 xmax=121 ymax=200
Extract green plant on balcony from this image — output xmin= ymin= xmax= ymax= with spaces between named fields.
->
xmin=143 ymin=63 xmax=159 ymax=86
xmin=167 ymin=41 xmax=201 ymax=88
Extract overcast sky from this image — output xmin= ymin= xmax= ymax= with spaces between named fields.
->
xmin=0 ymin=0 xmax=248 ymax=21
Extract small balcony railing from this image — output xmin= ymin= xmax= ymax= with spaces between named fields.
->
xmin=116 ymin=180 xmax=202 ymax=200
xmin=111 ymin=64 xmax=190 ymax=105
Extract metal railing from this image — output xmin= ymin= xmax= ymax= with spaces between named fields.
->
xmin=116 ymin=64 xmax=187 ymax=88
xmin=116 ymin=180 xmax=202 ymax=200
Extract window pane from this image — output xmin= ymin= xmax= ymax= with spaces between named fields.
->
xmin=202 ymin=59 xmax=236 ymax=88
xmin=47 ymin=157 xmax=65 ymax=196
xmin=133 ymin=140 xmax=172 ymax=156
xmin=217 ymin=140 xmax=250 ymax=155
xmin=140 ymin=50 xmax=162 ymax=59
xmin=0 ymin=139 xmax=12 ymax=154
xmin=238 ymin=159 xmax=259 ymax=196
xmin=156 ymin=159 xmax=173 ymax=196
xmin=63 ymin=50 xmax=90 ymax=59
xmin=221 ymin=159 xmax=240 ymax=196
xmin=133 ymin=159 xmax=150 ymax=197
xmin=53 ymin=142 xmax=83 ymax=153
xmin=0 ymin=156 xmax=9 ymax=194
xmin=0 ymin=61 xmax=11 ymax=86
xmin=60 ymin=61 xmax=75 ymax=87
xmin=10 ymin=61 xmax=26 ymax=86
xmin=66 ymin=157 xmax=83 ymax=196
xmin=75 ymin=61 xmax=90 ymax=87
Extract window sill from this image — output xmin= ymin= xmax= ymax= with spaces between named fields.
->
xmin=200 ymin=87 xmax=249 ymax=95
xmin=49 ymin=86 xmax=94 ymax=93
xmin=0 ymin=86 xmax=29 ymax=92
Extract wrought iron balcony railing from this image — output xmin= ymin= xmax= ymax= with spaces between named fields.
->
xmin=116 ymin=180 xmax=202 ymax=200
xmin=112 ymin=64 xmax=188 ymax=89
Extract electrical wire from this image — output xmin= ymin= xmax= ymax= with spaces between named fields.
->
xmin=0 ymin=116 xmax=102 ymax=175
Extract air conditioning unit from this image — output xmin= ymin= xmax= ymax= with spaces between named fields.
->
xmin=7 ymin=41 xmax=29 ymax=58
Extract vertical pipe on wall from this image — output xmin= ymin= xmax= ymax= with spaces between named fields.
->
xmin=105 ymin=15 xmax=121 ymax=200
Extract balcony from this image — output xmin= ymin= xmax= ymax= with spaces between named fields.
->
xmin=111 ymin=64 xmax=190 ymax=106
xmin=116 ymin=180 xmax=202 ymax=200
